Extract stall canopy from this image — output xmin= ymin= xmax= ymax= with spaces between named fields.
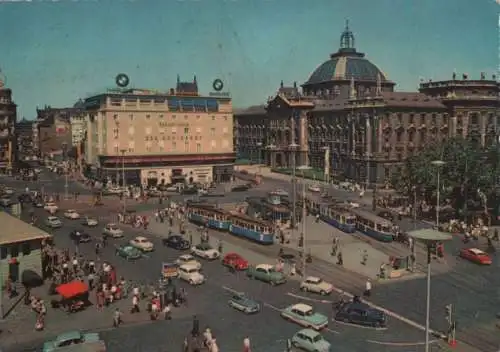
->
xmin=56 ymin=281 xmax=89 ymax=299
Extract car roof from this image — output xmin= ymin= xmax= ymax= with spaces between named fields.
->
xmin=291 ymin=303 xmax=313 ymax=312
xmin=135 ymin=236 xmax=147 ymax=241
xmin=225 ymin=252 xmax=240 ymax=257
xmin=297 ymin=328 xmax=320 ymax=338
xmin=468 ymin=248 xmax=486 ymax=255
xmin=179 ymin=254 xmax=194 ymax=259
xmin=67 ymin=209 xmax=76 ymax=212
xmin=256 ymin=264 xmax=274 ymax=270
xmin=305 ymin=276 xmax=321 ymax=282
xmin=107 ymin=223 xmax=117 ymax=227
xmin=48 ymin=216 xmax=58 ymax=220
xmin=180 ymin=263 xmax=199 ymax=270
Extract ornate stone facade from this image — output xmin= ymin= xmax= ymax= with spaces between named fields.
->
xmin=234 ymin=24 xmax=500 ymax=186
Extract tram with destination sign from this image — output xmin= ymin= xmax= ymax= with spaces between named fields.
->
xmin=349 ymin=207 xmax=394 ymax=242
xmin=186 ymin=203 xmax=231 ymax=231
xmin=228 ymin=213 xmax=275 ymax=245
xmin=319 ymin=203 xmax=357 ymax=233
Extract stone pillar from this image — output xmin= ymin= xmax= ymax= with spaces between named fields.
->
xmin=480 ymin=112 xmax=486 ymax=147
xmin=365 ymin=115 xmax=372 ymax=186
xmin=299 ymin=110 xmax=309 ymax=167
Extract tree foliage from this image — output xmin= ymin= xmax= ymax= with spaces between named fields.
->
xmin=391 ymin=137 xmax=499 ymax=213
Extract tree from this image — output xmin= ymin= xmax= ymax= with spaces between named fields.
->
xmin=391 ymin=137 xmax=499 ymax=219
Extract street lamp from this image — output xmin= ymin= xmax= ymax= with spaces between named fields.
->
xmin=408 ymin=228 xmax=452 ymax=352
xmin=256 ymin=142 xmax=262 ymax=175
xmin=431 ymin=160 xmax=446 ymax=227
xmin=62 ymin=142 xmax=69 ymax=200
xmin=120 ymin=149 xmax=127 ymax=212
xmin=297 ymin=165 xmax=311 ymax=277
xmin=289 ymin=143 xmax=299 ymax=229
xmin=321 ymin=146 xmax=329 ymax=189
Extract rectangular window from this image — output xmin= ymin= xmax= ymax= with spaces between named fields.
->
xmin=10 ymin=244 xmax=19 ymax=257
xmin=22 ymin=242 xmax=31 ymax=256
xmin=184 ymin=142 xmax=189 ymax=152
xmin=210 ymin=128 xmax=215 ymax=136
xmin=0 ymin=246 xmax=7 ymax=259
xmin=196 ymin=143 xmax=201 ymax=152
xmin=172 ymin=127 xmax=177 ymax=134
xmin=172 ymin=142 xmax=177 ymax=150
xmin=184 ymin=127 xmax=189 ymax=134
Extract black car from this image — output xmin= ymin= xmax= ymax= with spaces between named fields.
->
xmin=231 ymin=184 xmax=250 ymax=192
xmin=162 ymin=235 xmax=190 ymax=250
xmin=334 ymin=302 xmax=386 ymax=328
xmin=69 ymin=229 xmax=92 ymax=243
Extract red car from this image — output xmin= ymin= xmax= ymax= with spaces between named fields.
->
xmin=459 ymin=248 xmax=492 ymax=265
xmin=222 ymin=253 xmax=249 ymax=270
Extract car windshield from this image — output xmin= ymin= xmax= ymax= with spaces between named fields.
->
xmin=312 ymin=334 xmax=323 ymax=343
xmin=303 ymin=309 xmax=314 ymax=316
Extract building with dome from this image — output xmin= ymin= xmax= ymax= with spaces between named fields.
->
xmin=0 ymin=73 xmax=17 ymax=171
xmin=234 ymin=22 xmax=500 ymax=187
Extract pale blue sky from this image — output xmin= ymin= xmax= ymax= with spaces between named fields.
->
xmin=0 ymin=0 xmax=497 ymax=118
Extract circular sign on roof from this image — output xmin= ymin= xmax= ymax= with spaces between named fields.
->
xmin=115 ymin=73 xmax=130 ymax=88
xmin=212 ymin=79 xmax=223 ymax=92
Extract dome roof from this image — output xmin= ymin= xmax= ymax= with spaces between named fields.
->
xmin=304 ymin=21 xmax=389 ymax=85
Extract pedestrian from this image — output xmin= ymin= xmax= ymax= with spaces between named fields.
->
xmin=336 ymin=251 xmax=343 ymax=266
xmin=364 ymin=279 xmax=372 ymax=297
xmin=361 ymin=249 xmax=368 ymax=265
xmin=243 ymin=336 xmax=251 ymax=352
xmin=290 ymin=262 xmax=296 ymax=276
xmin=131 ymin=294 xmax=140 ymax=313
xmin=88 ymin=272 xmax=95 ymax=291
xmin=113 ymin=308 xmax=122 ymax=327
xmin=192 ymin=315 xmax=200 ymax=336
xmin=218 ymin=240 xmax=223 ymax=254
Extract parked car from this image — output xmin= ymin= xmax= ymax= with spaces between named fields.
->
xmin=103 ymin=223 xmax=124 ymax=238
xmin=63 ymin=209 xmax=80 ymax=219
xmin=43 ymin=330 xmax=105 ymax=352
xmin=178 ymin=263 xmax=205 ymax=285
xmin=334 ymin=302 xmax=387 ymax=328
xmin=291 ymin=328 xmax=331 ymax=352
xmin=459 ymin=247 xmax=492 ymax=265
xmin=175 ymin=254 xmax=202 ymax=270
xmin=308 ymin=184 xmax=321 ymax=193
xmin=228 ymin=292 xmax=260 ymax=314
xmin=129 ymin=236 xmax=154 ymax=252
xmin=222 ymin=252 xmax=249 ymax=270
xmin=162 ymin=235 xmax=190 ymax=250
xmin=231 ymin=184 xmax=250 ymax=192
xmin=300 ymin=276 xmax=333 ymax=295
xmin=0 ymin=196 xmax=12 ymax=207
xmin=191 ymin=243 xmax=220 ymax=260
xmin=46 ymin=216 xmax=63 ymax=229
xmin=281 ymin=303 xmax=329 ymax=330
xmin=246 ymin=264 xmax=286 ymax=285
xmin=69 ymin=230 xmax=91 ymax=243
xmin=115 ymin=245 xmax=143 ymax=261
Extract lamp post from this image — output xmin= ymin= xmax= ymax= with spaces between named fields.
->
xmin=62 ymin=142 xmax=69 ymax=200
xmin=256 ymin=142 xmax=262 ymax=174
xmin=297 ymin=165 xmax=310 ymax=277
xmin=120 ymin=149 xmax=127 ymax=212
xmin=431 ymin=160 xmax=446 ymax=227
xmin=408 ymin=228 xmax=452 ymax=352
xmin=289 ymin=143 xmax=299 ymax=230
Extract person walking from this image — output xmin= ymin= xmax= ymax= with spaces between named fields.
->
xmin=364 ymin=279 xmax=372 ymax=297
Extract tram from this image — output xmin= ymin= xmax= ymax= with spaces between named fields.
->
xmin=228 ymin=213 xmax=275 ymax=245
xmin=349 ymin=207 xmax=394 ymax=242
xmin=319 ymin=204 xmax=357 ymax=233
xmin=186 ymin=203 xmax=231 ymax=231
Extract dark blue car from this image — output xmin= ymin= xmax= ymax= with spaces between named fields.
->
xmin=334 ymin=302 xmax=386 ymax=328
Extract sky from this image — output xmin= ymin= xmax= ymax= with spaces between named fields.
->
xmin=0 ymin=0 xmax=498 ymax=119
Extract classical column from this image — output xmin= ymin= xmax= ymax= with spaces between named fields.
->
xmin=480 ymin=112 xmax=486 ymax=147
xmin=365 ymin=114 xmax=372 ymax=186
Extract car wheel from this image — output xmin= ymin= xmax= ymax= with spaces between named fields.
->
xmin=189 ymin=280 xmax=194 ymax=285
xmin=291 ymin=341 xmax=299 ymax=348
xmin=320 ymin=290 xmax=327 ymax=296
xmin=301 ymin=286 xmax=307 ymax=292
xmin=373 ymin=321 xmax=381 ymax=328
xmin=270 ymin=281 xmax=276 ymax=286
xmin=343 ymin=317 xmax=349 ymax=323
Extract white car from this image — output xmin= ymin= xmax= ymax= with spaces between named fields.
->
xmin=129 ymin=236 xmax=154 ymax=252
xmin=165 ymin=185 xmax=178 ymax=192
xmin=273 ymin=189 xmax=289 ymax=197
xmin=348 ymin=201 xmax=360 ymax=208
xmin=175 ymin=254 xmax=202 ymax=270
xmin=63 ymin=209 xmax=80 ymax=219
xmin=178 ymin=263 xmax=205 ymax=285
xmin=44 ymin=202 xmax=59 ymax=212
xmin=107 ymin=187 xmax=123 ymax=194
xmin=3 ymin=188 xmax=14 ymax=195
xmin=82 ymin=216 xmax=99 ymax=227
xmin=191 ymin=243 xmax=220 ymax=260
xmin=308 ymin=184 xmax=321 ymax=193
xmin=0 ymin=196 xmax=11 ymax=207
xmin=45 ymin=216 xmax=62 ymax=228
xmin=300 ymin=276 xmax=334 ymax=295
xmin=103 ymin=223 xmax=124 ymax=238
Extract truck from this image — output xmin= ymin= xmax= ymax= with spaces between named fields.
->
xmin=246 ymin=264 xmax=287 ymax=286
xmin=43 ymin=331 xmax=106 ymax=352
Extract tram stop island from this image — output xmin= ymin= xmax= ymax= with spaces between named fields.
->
xmin=0 ymin=211 xmax=52 ymax=289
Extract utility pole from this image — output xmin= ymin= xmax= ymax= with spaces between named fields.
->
xmin=120 ymin=149 xmax=127 ymax=212
xmin=0 ymin=245 xmax=3 ymax=321
xmin=445 ymin=303 xmax=456 ymax=346
xmin=290 ymin=143 xmax=299 ymax=229
xmin=301 ymin=170 xmax=307 ymax=278
xmin=62 ymin=142 xmax=69 ymax=200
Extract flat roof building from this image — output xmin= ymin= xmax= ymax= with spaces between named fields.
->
xmin=83 ymin=76 xmax=236 ymax=186
xmin=0 ymin=212 xmax=52 ymax=286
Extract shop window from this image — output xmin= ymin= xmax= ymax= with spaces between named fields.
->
xmin=10 ymin=244 xmax=19 ymax=258
xmin=22 ymin=242 xmax=31 ymax=256
xmin=0 ymin=246 xmax=7 ymax=259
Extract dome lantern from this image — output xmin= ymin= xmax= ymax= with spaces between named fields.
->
xmin=340 ymin=19 xmax=355 ymax=51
